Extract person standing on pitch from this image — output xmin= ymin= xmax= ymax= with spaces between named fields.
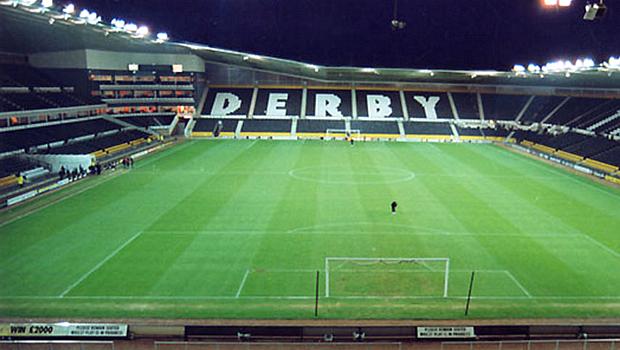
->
xmin=391 ymin=201 xmax=398 ymax=215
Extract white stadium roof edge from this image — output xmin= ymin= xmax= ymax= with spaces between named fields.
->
xmin=1 ymin=2 xmax=619 ymax=89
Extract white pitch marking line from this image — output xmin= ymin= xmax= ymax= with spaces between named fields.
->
xmin=59 ymin=231 xmax=143 ymax=297
xmin=236 ymin=269 xmax=250 ymax=298
xmin=0 ymin=173 xmax=119 ymax=229
xmin=580 ymin=234 xmax=620 ymax=258
xmin=3 ymin=295 xmax=620 ymax=301
xmin=504 ymin=270 xmax=532 ymax=298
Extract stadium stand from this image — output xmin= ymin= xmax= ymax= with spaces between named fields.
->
xmin=0 ymin=156 xmax=40 ymax=178
xmin=350 ymin=120 xmax=400 ymax=135
xmin=520 ymin=95 xmax=567 ymax=122
xmin=480 ymin=128 xmax=511 ymax=138
xmin=403 ymin=121 xmax=452 ymax=135
xmin=297 ymin=120 xmax=346 ymax=133
xmin=544 ymin=98 xmax=617 ymax=127
xmin=0 ymin=119 xmax=122 ymax=153
xmin=115 ymin=115 xmax=176 ymax=128
xmin=404 ymin=92 xmax=454 ymax=119
xmin=563 ymin=136 xmax=619 ymax=159
xmin=241 ymin=119 xmax=291 ymax=133
xmin=0 ymin=64 xmax=92 ymax=111
xmin=481 ymin=94 xmax=530 ymax=120
xmin=194 ymin=119 xmax=239 ymax=133
xmin=592 ymin=145 xmax=620 ymax=167
xmin=455 ymin=126 xmax=484 ymax=137
xmin=48 ymin=130 xmax=151 ymax=156
xmin=451 ymin=93 xmax=481 ymax=119
xmin=91 ymin=70 xmax=197 ymax=117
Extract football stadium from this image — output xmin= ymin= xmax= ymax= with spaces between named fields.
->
xmin=0 ymin=0 xmax=619 ymax=349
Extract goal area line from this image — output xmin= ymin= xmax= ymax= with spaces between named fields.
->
xmin=324 ymin=257 xmax=450 ymax=298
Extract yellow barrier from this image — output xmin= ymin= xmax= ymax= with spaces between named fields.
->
xmin=582 ymin=158 xmax=619 ymax=173
xmin=359 ymin=133 xmax=400 ymax=139
xmin=296 ymin=132 xmax=345 ymax=138
xmin=459 ymin=136 xmax=487 ymax=141
xmin=531 ymin=143 xmax=556 ymax=154
xmin=191 ymin=131 xmax=214 ymax=137
xmin=484 ymin=136 xmax=508 ymax=142
xmin=521 ymin=140 xmax=535 ymax=147
xmin=238 ymin=132 xmax=291 ymax=137
xmin=605 ymin=175 xmax=620 ymax=185
xmin=0 ymin=175 xmax=17 ymax=188
xmin=406 ymin=134 xmax=453 ymax=140
xmin=555 ymin=150 xmax=584 ymax=163
xmin=91 ymin=150 xmax=107 ymax=159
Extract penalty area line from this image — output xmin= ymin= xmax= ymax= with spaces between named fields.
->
xmin=59 ymin=231 xmax=143 ymax=297
xmin=504 ymin=270 xmax=532 ymax=298
xmin=236 ymin=269 xmax=250 ymax=298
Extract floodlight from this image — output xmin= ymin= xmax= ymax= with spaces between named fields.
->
xmin=78 ymin=9 xmax=89 ymax=18
xmin=87 ymin=12 xmax=101 ymax=25
xmin=512 ymin=64 xmax=526 ymax=73
xmin=527 ymin=64 xmax=541 ymax=73
xmin=544 ymin=0 xmax=557 ymax=5
xmin=41 ymin=0 xmax=52 ymax=8
xmin=584 ymin=2 xmax=606 ymax=20
xmin=123 ymin=23 xmax=138 ymax=32
xmin=136 ymin=25 xmax=149 ymax=36
xmin=559 ymin=0 xmax=571 ymax=6
xmin=20 ymin=0 xmax=37 ymax=6
xmin=62 ymin=3 xmax=74 ymax=14
xmin=607 ymin=57 xmax=620 ymax=68
xmin=111 ymin=18 xmax=125 ymax=29
xmin=583 ymin=58 xmax=595 ymax=68
xmin=156 ymin=32 xmax=169 ymax=41
xmin=306 ymin=64 xmax=320 ymax=72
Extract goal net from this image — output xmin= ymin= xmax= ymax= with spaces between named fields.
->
xmin=325 ymin=257 xmax=450 ymax=298
xmin=326 ymin=129 xmax=360 ymax=138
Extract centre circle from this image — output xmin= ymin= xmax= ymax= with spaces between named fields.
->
xmin=288 ymin=166 xmax=415 ymax=184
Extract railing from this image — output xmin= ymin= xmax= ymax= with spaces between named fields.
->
xmin=155 ymin=341 xmax=403 ymax=350
xmin=440 ymin=339 xmax=618 ymax=350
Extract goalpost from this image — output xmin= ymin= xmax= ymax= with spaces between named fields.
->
xmin=325 ymin=257 xmax=450 ymax=298
xmin=326 ymin=129 xmax=360 ymax=138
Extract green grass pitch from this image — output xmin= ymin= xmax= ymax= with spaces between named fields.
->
xmin=1 ymin=139 xmax=619 ymax=320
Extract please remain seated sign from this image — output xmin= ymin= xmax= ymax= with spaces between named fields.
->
xmin=417 ymin=326 xmax=476 ymax=338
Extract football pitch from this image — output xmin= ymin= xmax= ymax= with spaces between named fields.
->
xmin=1 ymin=139 xmax=619 ymax=320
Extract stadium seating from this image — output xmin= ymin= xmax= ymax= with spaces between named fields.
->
xmin=451 ymin=93 xmax=480 ymax=119
xmin=0 ymin=157 xmax=40 ymax=178
xmin=350 ymin=120 xmax=400 ymax=134
xmin=242 ymin=119 xmax=292 ymax=133
xmin=481 ymin=94 xmax=530 ymax=120
xmin=115 ymin=115 xmax=176 ymax=128
xmin=591 ymin=145 xmax=620 ymax=168
xmin=0 ymin=64 xmax=92 ymax=111
xmin=0 ymin=119 xmax=122 ymax=153
xmin=545 ymin=98 xmax=618 ymax=127
xmin=403 ymin=121 xmax=452 ymax=135
xmin=193 ymin=119 xmax=240 ymax=133
xmin=519 ymin=95 xmax=566 ymax=123
xmin=297 ymin=119 xmax=346 ymax=133
xmin=455 ymin=126 xmax=484 ymax=137
xmin=48 ymin=130 xmax=150 ymax=156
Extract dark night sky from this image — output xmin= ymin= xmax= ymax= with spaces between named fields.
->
xmin=72 ymin=0 xmax=618 ymax=70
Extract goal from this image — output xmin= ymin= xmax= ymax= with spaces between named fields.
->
xmin=326 ymin=129 xmax=360 ymax=138
xmin=325 ymin=257 xmax=450 ymax=298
